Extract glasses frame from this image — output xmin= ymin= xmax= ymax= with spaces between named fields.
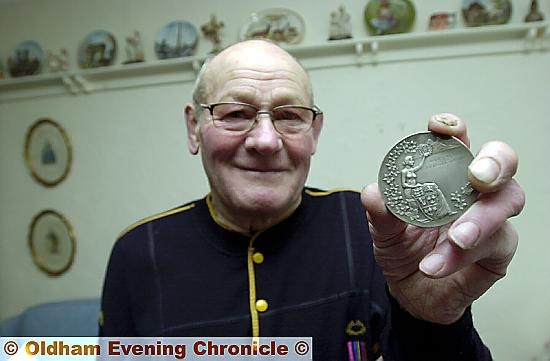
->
xmin=200 ymin=101 xmax=323 ymax=135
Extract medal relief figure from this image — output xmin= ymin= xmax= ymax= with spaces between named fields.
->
xmin=400 ymin=149 xmax=455 ymax=222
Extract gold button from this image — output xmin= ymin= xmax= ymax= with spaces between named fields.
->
xmin=252 ymin=252 xmax=264 ymax=264
xmin=256 ymin=299 xmax=269 ymax=312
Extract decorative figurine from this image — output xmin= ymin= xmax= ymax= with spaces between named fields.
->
xmin=328 ymin=5 xmax=352 ymax=40
xmin=524 ymin=0 xmax=544 ymax=22
xmin=123 ymin=31 xmax=145 ymax=64
xmin=201 ymin=15 xmax=225 ymax=53
xmin=47 ymin=48 xmax=69 ymax=72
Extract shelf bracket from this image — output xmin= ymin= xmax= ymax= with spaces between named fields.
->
xmin=61 ymin=75 xmax=79 ymax=95
xmin=72 ymin=75 xmax=93 ymax=94
xmin=523 ymin=23 xmax=548 ymax=52
xmin=370 ymin=41 xmax=379 ymax=65
xmin=355 ymin=42 xmax=364 ymax=56
xmin=354 ymin=42 xmax=366 ymax=66
xmin=526 ymin=26 xmax=538 ymax=39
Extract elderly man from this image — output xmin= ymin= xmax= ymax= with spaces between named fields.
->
xmin=100 ymin=40 xmax=525 ymax=360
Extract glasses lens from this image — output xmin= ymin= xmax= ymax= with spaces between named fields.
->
xmin=272 ymin=106 xmax=313 ymax=134
xmin=212 ymin=103 xmax=256 ymax=131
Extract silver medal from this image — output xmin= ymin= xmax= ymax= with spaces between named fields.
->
xmin=378 ymin=131 xmax=477 ymax=227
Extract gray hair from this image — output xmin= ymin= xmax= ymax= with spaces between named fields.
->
xmin=192 ymin=56 xmax=215 ymax=111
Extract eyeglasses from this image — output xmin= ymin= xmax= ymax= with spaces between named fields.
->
xmin=200 ymin=102 xmax=322 ymax=135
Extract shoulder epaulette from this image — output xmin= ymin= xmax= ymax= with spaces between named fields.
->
xmin=117 ymin=203 xmax=196 ymax=240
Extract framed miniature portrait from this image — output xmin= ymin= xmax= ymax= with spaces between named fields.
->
xmin=28 ymin=209 xmax=76 ymax=276
xmin=429 ymin=12 xmax=457 ymax=30
xmin=24 ymin=118 xmax=72 ymax=187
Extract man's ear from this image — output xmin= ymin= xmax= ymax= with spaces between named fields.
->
xmin=185 ymin=104 xmax=200 ymax=155
xmin=311 ymin=113 xmax=323 ymax=155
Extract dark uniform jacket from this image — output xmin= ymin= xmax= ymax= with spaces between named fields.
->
xmin=100 ymin=188 xmax=492 ymax=361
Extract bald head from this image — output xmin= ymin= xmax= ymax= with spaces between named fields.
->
xmin=192 ymin=40 xmax=313 ymax=110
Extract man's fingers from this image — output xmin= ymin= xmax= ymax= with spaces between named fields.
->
xmin=428 ymin=114 xmax=518 ymax=193
xmin=361 ymin=183 xmax=407 ymax=242
xmin=428 ymin=113 xmax=470 ymax=147
xmin=469 ymin=141 xmax=519 ymax=193
xmin=448 ymin=179 xmax=524 ymax=251
xmin=420 ymin=221 xmax=518 ymax=280
xmin=419 ymin=179 xmax=523 ymax=278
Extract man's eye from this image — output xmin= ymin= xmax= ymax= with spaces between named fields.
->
xmin=218 ymin=106 xmax=255 ymax=120
xmin=275 ymin=109 xmax=305 ymax=121
xmin=226 ymin=110 xmax=250 ymax=119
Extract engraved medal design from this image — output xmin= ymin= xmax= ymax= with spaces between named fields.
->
xmin=378 ymin=131 xmax=477 ymax=227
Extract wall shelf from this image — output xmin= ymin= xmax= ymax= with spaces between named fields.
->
xmin=0 ymin=21 xmax=547 ymax=103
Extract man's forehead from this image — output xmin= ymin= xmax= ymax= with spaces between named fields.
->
xmin=210 ymin=41 xmax=305 ymax=76
xmin=214 ymin=40 xmax=296 ymax=64
xmin=203 ymin=40 xmax=310 ymax=100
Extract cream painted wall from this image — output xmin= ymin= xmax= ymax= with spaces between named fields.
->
xmin=1 ymin=0 xmax=549 ymax=360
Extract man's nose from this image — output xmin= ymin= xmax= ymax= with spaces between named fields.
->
xmin=244 ymin=114 xmax=283 ymax=154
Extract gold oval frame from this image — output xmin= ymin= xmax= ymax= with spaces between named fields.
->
xmin=24 ymin=118 xmax=72 ymax=187
xmin=28 ymin=209 xmax=76 ymax=276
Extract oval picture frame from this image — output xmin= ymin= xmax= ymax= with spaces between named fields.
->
xmin=28 ymin=209 xmax=76 ymax=277
xmin=24 ymin=118 xmax=72 ymax=187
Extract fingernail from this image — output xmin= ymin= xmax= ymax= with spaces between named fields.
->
xmin=449 ymin=221 xmax=480 ymax=249
xmin=434 ymin=113 xmax=458 ymax=126
xmin=420 ymin=254 xmax=445 ymax=276
xmin=469 ymin=157 xmax=500 ymax=184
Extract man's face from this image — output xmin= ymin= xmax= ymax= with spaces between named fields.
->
xmin=187 ymin=41 xmax=323 ymax=225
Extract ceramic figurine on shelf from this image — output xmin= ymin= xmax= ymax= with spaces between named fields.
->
xmin=525 ymin=0 xmax=544 ymax=22
xmin=47 ymin=48 xmax=69 ymax=72
xmin=201 ymin=15 xmax=225 ymax=53
xmin=123 ymin=31 xmax=145 ymax=64
xmin=328 ymin=5 xmax=352 ymax=40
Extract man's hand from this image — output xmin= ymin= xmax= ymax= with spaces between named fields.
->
xmin=361 ymin=113 xmax=525 ymax=324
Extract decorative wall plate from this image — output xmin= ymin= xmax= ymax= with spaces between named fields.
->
xmin=364 ymin=0 xmax=416 ymax=35
xmin=24 ymin=118 xmax=72 ymax=187
xmin=7 ymin=40 xmax=44 ymax=77
xmin=462 ymin=0 xmax=512 ymax=26
xmin=155 ymin=21 xmax=198 ymax=59
xmin=28 ymin=209 xmax=76 ymax=277
xmin=240 ymin=8 xmax=305 ymax=44
xmin=78 ymin=30 xmax=117 ymax=69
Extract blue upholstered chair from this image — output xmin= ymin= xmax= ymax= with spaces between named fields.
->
xmin=0 ymin=298 xmax=100 ymax=336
